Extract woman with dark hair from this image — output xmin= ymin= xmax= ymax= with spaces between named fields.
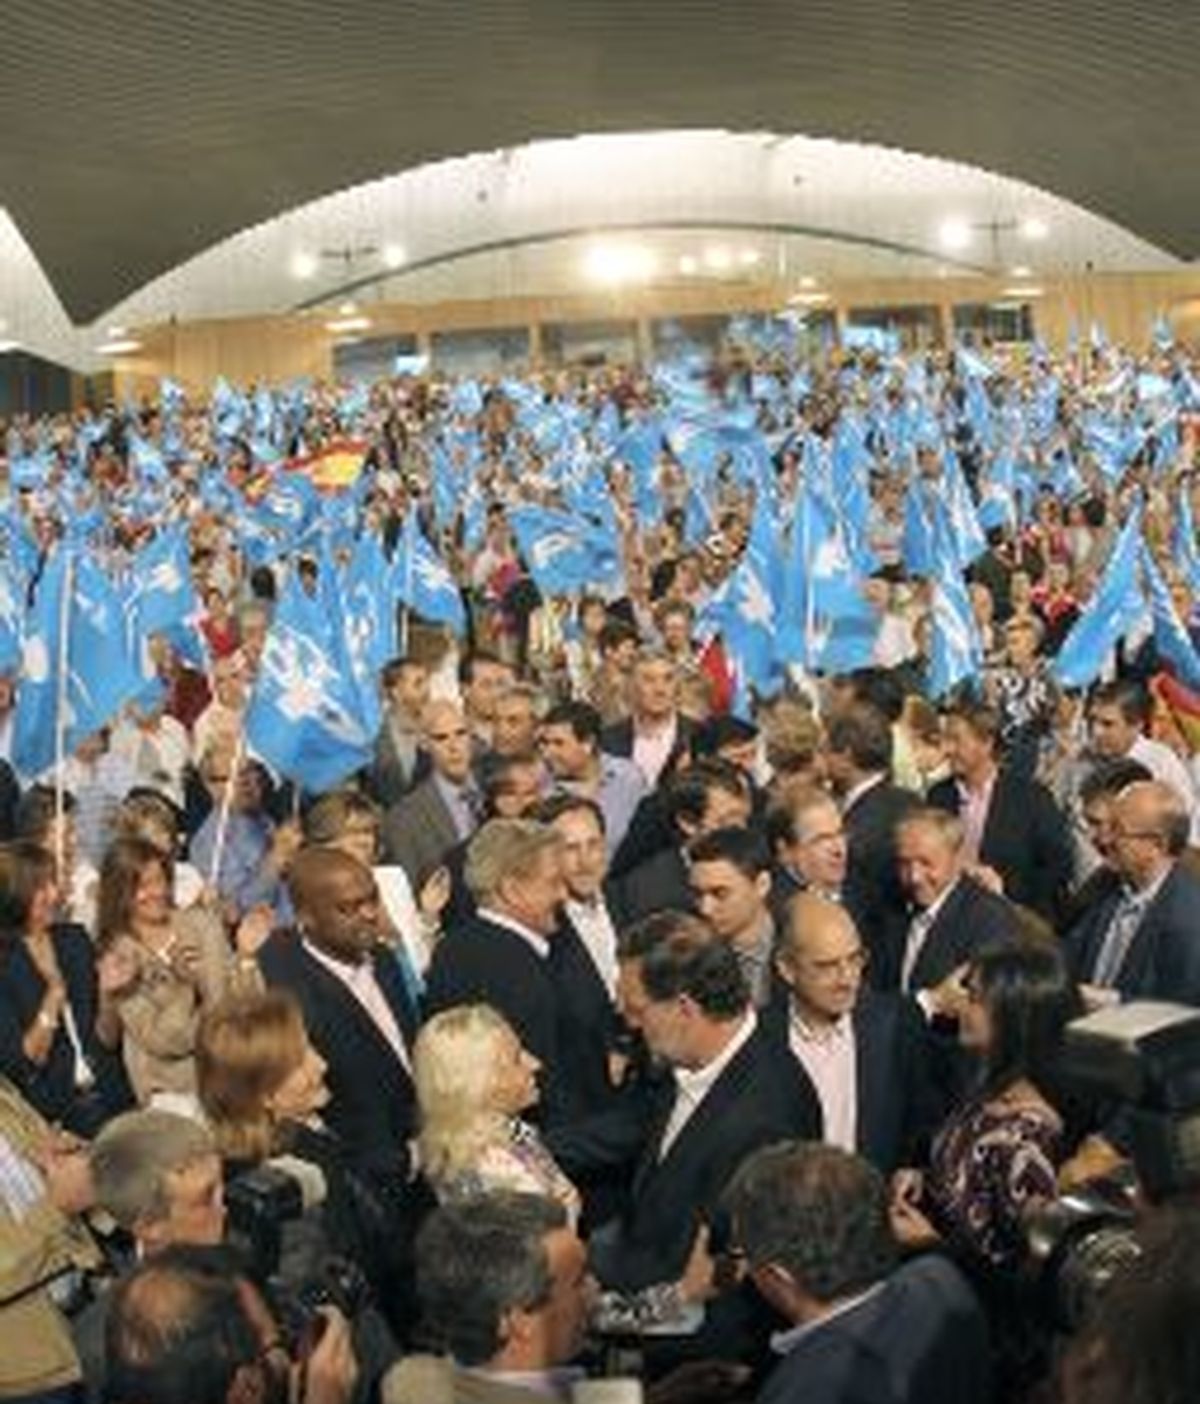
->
xmin=890 ymin=938 xmax=1087 ymax=1395
xmin=0 ymin=840 xmax=132 ymax=1134
xmin=96 ymin=836 xmax=265 ymax=1105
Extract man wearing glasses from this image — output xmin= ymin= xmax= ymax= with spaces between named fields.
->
xmin=766 ymin=893 xmax=934 ymax=1172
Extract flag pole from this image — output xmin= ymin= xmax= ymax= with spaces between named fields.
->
xmin=208 ymin=729 xmax=245 ymax=889
xmin=53 ymin=550 xmax=73 ymax=890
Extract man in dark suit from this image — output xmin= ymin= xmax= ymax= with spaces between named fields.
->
xmin=894 ymin=807 xmax=1022 ymax=1007
xmin=1065 ymin=780 xmax=1200 ymax=1005
xmin=929 ymin=698 xmax=1072 ymax=924
xmin=424 ymin=817 xmax=583 ymax=1126
xmin=726 ymin=1141 xmax=990 ymax=1404
xmin=600 ymin=647 xmax=696 ymax=789
xmin=590 ymin=914 xmax=820 ymax=1357
xmin=612 ymin=758 xmax=752 ymax=926
xmin=366 ymin=655 xmax=431 ymax=806
xmin=823 ymin=702 xmax=919 ymax=989
xmin=767 ymin=893 xmax=934 ymax=1174
xmin=258 ymin=847 xmax=418 ymax=1175
xmin=381 ymin=698 xmax=478 ymax=888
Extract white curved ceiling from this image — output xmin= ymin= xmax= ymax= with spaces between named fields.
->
xmin=1 ymin=130 xmax=1185 ymax=373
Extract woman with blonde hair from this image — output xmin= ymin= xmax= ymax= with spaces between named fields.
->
xmin=414 ymin=1003 xmax=579 ymax=1222
xmin=414 ymin=1004 xmax=716 ymax=1332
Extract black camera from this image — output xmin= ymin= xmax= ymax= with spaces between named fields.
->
xmin=225 ymin=1164 xmax=304 ymax=1281
xmin=1025 ymin=1001 xmax=1200 ymax=1329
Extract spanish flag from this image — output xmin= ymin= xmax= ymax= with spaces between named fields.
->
xmin=1151 ymin=670 xmax=1200 ymax=754
xmin=288 ymin=438 xmax=369 ymax=491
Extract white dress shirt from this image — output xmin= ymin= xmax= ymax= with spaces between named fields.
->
xmin=632 ymin=713 xmax=679 ymax=787
xmin=659 ymin=1011 xmax=758 ymax=1159
xmin=788 ymin=1004 xmax=857 ymax=1152
xmin=900 ymin=876 xmax=961 ymax=995
xmin=564 ymin=894 xmax=619 ymax=999
xmin=302 ymin=940 xmax=411 ymax=1074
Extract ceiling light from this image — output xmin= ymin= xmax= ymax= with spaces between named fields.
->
xmin=1010 ymin=265 xmax=1032 ymax=278
xmin=382 ymin=243 xmax=407 ymax=269
xmin=338 ymin=301 xmax=358 ymax=316
xmin=787 ymin=291 xmax=830 ymax=306
xmin=678 ymin=255 xmax=698 ymax=275
xmin=289 ymin=252 xmax=318 ymax=279
xmin=938 ymin=218 xmax=971 ymax=251
xmin=584 ymin=244 xmax=656 ymax=285
xmin=96 ymin=338 xmax=142 ymax=355
xmin=798 ymin=275 xmax=817 ymax=289
xmin=0 ymin=340 xmax=19 ymax=354
xmin=739 ymin=248 xmax=761 ymax=266
xmin=325 ymin=315 xmax=372 ymax=334
xmin=1001 ymin=285 xmax=1044 ymax=298
xmin=703 ymin=246 xmax=732 ymax=272
xmin=107 ymin=325 xmax=126 ymax=338
xmin=1020 ymin=217 xmax=1049 ymax=241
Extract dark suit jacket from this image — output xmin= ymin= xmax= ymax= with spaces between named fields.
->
xmin=590 ymin=1023 xmax=821 ymax=1293
xmin=366 ymin=722 xmax=430 ymax=809
xmin=381 ymin=775 xmax=463 ymax=888
xmin=258 ymin=932 xmax=418 ymax=1172
xmin=928 ymin=769 xmax=1073 ymax=923
xmin=1063 ymin=862 xmax=1200 ymax=1004
xmin=759 ymin=1255 xmax=991 ymax=1404
xmin=760 ymin=988 xmax=935 ymax=1173
xmin=550 ymin=914 xmax=624 ymax=1119
xmin=905 ymin=877 xmax=1021 ymax=993
xmin=600 ymin=713 xmax=696 ymax=773
xmin=611 ymin=845 xmax=694 ymax=928
xmin=423 ymin=914 xmax=579 ymax=1126
xmin=0 ymin=924 xmax=131 ymax=1136
xmin=842 ymin=778 xmax=920 ymax=989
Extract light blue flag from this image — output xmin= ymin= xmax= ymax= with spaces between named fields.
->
xmin=1053 ymin=505 xmax=1145 ymax=690
xmin=1152 ymin=314 xmax=1174 ymax=351
xmin=936 ymin=452 xmax=987 ymax=569
xmin=0 ymin=566 xmax=19 ymax=672
xmin=127 ymin=526 xmax=197 ymax=640
xmin=508 ymin=505 xmax=597 ymax=597
xmin=978 ymin=450 xmax=1017 ymax=531
xmin=160 ymin=378 xmax=186 ymax=418
xmin=396 ymin=512 xmax=467 ymax=636
xmin=244 ymin=560 xmax=375 ymax=793
xmin=342 ymin=531 xmax=394 ymax=735
xmin=1173 ymin=489 xmax=1200 ymax=596
xmin=779 ymin=482 xmax=872 ymax=670
xmin=1140 ymin=545 xmax=1200 ymax=692
xmin=927 ymin=514 xmax=983 ymax=699
xmin=255 ymin=473 xmax=319 ymax=538
xmin=718 ymin=507 xmax=781 ymax=709
xmin=13 ymin=551 xmax=146 ymax=780
xmin=902 ymin=479 xmax=936 ymax=577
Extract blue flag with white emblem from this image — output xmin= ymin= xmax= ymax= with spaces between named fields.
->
xmin=395 ymin=512 xmax=467 ymax=636
xmin=1053 ymin=505 xmax=1145 ymax=690
xmin=927 ymin=526 xmax=983 ymax=699
xmin=13 ymin=551 xmax=146 ymax=780
xmin=244 ymin=559 xmax=375 ymax=792
xmin=342 ymin=531 xmax=394 ymax=735
xmin=1141 ymin=544 xmax=1200 ymax=692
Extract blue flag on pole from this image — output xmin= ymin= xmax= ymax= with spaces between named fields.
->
xmin=342 ymin=531 xmax=394 ymax=735
xmin=13 ymin=551 xmax=146 ymax=780
xmin=1053 ymin=505 xmax=1145 ymax=690
xmin=395 ymin=512 xmax=467 ymax=636
xmin=1140 ymin=544 xmax=1200 ymax=692
xmin=244 ymin=561 xmax=375 ymax=793
xmin=927 ymin=535 xmax=983 ymax=699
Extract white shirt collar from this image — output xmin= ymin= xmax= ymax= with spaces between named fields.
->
xmin=674 ymin=1010 xmax=758 ymax=1097
xmin=914 ymin=872 xmax=962 ymax=924
xmin=478 ymin=906 xmax=551 ymax=960
xmin=789 ymin=1001 xmax=853 ymax=1045
xmin=841 ymin=772 xmax=887 ymax=814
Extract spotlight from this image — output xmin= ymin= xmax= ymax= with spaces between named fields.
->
xmin=1020 ymin=217 xmax=1049 ymax=241
xmin=678 ymin=255 xmax=698 ymax=275
xmin=703 ymin=246 xmax=732 ymax=272
xmin=938 ymin=219 xmax=971 ymax=251
xmin=289 ymin=252 xmax=318 ymax=279
xmin=382 ymin=243 xmax=407 ymax=269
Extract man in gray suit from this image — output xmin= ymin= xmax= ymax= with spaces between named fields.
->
xmin=382 ymin=699 xmax=479 ymax=887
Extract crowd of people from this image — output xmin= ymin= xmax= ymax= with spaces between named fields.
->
xmin=3 ymin=325 xmax=1200 ymax=1404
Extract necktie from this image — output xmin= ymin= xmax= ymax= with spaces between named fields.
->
xmin=900 ymin=909 xmax=934 ymax=993
xmin=1093 ymin=892 xmax=1144 ymax=987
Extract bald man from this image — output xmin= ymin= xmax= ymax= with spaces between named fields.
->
xmin=764 ymin=895 xmax=934 ymax=1172
xmin=258 ymin=848 xmax=418 ymax=1173
xmin=381 ymin=699 xmax=480 ymax=886
xmin=1065 ymin=780 xmax=1200 ymax=1006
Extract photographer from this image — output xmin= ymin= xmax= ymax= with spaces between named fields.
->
xmin=0 ymin=1072 xmax=101 ymax=1403
xmin=104 ymin=1243 xmax=358 ymax=1404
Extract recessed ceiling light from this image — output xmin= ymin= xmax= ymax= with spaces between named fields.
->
xmin=338 ymin=301 xmax=358 ymax=316
xmin=938 ymin=218 xmax=971 ymax=251
xmin=1020 ymin=217 xmax=1049 ymax=241
xmin=325 ymin=315 xmax=372 ymax=334
xmin=289 ymin=252 xmax=318 ymax=279
xmin=678 ymin=255 xmax=698 ymax=275
xmin=382 ymin=243 xmax=407 ymax=269
xmin=704 ymin=246 xmax=732 ymax=272
xmin=585 ymin=245 xmax=656 ymax=285
xmin=1010 ymin=265 xmax=1032 ymax=278
xmin=739 ymin=248 xmax=761 ymax=266
xmin=798 ymin=275 xmax=817 ymax=290
xmin=96 ymin=338 xmax=142 ymax=355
